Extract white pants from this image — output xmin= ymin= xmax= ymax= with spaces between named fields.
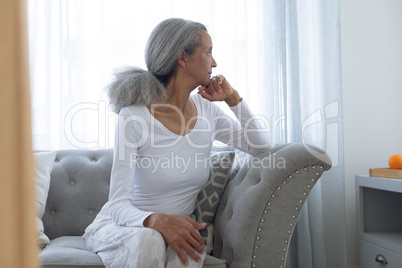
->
xmin=83 ymin=209 xmax=205 ymax=268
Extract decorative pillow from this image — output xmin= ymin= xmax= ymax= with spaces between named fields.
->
xmin=34 ymin=151 xmax=57 ymax=249
xmin=193 ymin=151 xmax=235 ymax=254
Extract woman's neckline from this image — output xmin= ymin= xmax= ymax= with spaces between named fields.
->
xmin=145 ymin=95 xmax=199 ymax=137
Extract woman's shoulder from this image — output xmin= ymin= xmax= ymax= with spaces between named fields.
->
xmin=117 ymin=105 xmax=151 ymax=133
xmin=117 ymin=105 xmax=152 ymax=129
xmin=119 ymin=105 xmax=148 ymax=117
xmin=191 ymin=93 xmax=215 ymax=111
xmin=190 ymin=93 xmax=222 ymax=117
xmin=190 ymin=93 xmax=203 ymax=103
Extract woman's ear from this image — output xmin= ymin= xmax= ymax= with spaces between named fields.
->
xmin=177 ymin=50 xmax=188 ymax=68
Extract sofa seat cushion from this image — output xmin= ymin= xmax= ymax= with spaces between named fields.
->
xmin=39 ymin=236 xmax=104 ymax=268
xmin=39 ymin=236 xmax=226 ymax=268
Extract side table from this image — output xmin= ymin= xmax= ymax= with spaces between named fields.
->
xmin=356 ymin=175 xmax=402 ymax=268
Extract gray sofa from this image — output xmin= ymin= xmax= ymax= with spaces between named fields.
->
xmin=39 ymin=143 xmax=331 ymax=268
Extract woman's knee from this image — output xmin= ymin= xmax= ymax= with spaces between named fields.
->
xmin=136 ymin=228 xmax=166 ymax=248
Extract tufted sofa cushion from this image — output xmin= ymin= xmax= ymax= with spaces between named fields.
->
xmin=42 ymin=149 xmax=113 ymax=240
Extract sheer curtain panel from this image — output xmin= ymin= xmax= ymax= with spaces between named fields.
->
xmin=27 ymin=0 xmax=347 ymax=267
xmin=261 ymin=1 xmax=347 ymax=267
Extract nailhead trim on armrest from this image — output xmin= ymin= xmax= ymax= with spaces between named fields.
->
xmin=250 ymin=165 xmax=324 ymax=267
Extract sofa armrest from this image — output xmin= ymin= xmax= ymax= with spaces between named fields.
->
xmin=213 ymin=143 xmax=331 ymax=268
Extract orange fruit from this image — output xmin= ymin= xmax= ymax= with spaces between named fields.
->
xmin=389 ymin=154 xmax=402 ymax=170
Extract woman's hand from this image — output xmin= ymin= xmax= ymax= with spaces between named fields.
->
xmin=143 ymin=213 xmax=206 ymax=266
xmin=197 ymin=75 xmax=242 ymax=106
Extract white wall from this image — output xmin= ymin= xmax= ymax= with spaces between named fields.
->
xmin=341 ymin=0 xmax=402 ymax=267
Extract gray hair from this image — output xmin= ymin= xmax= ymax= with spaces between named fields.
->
xmin=107 ymin=18 xmax=207 ymax=114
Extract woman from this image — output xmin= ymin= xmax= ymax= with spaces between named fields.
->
xmin=83 ymin=18 xmax=271 ymax=267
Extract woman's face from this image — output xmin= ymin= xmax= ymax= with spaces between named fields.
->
xmin=185 ymin=30 xmax=217 ymax=87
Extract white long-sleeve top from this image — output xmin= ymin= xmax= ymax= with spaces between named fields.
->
xmin=106 ymin=94 xmax=271 ymax=227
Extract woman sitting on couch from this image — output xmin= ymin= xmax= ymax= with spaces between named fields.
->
xmin=83 ymin=18 xmax=271 ymax=268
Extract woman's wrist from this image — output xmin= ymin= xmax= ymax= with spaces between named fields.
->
xmin=143 ymin=213 xmax=163 ymax=228
xmin=225 ymin=89 xmax=242 ymax=107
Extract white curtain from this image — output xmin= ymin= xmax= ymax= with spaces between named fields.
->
xmin=27 ymin=0 xmax=346 ymax=266
xmin=262 ymin=1 xmax=347 ymax=267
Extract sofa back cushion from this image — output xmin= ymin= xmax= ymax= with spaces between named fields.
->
xmin=42 ymin=149 xmax=113 ymax=240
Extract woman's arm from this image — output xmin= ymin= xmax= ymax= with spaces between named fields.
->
xmin=221 ymin=99 xmax=272 ymax=155
xmin=107 ymin=107 xmax=153 ymax=227
xmin=198 ymin=75 xmax=272 ymax=155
